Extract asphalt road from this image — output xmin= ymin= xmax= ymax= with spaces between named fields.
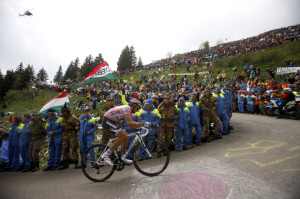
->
xmin=0 ymin=113 xmax=300 ymax=199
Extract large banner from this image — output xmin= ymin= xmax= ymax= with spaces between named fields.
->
xmin=73 ymin=61 xmax=117 ymax=89
xmin=277 ymin=67 xmax=300 ymax=74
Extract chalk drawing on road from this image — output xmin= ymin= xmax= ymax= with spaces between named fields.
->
xmin=129 ymin=157 xmax=289 ymax=199
xmin=282 ymin=168 xmax=300 ymax=172
xmin=287 ymin=145 xmax=300 ymax=152
xmin=224 ymin=140 xmax=286 ymax=158
xmin=159 ymin=172 xmax=229 ymax=199
xmin=252 ymin=153 xmax=300 ymax=167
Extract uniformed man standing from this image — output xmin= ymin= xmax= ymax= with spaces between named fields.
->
xmin=157 ymin=93 xmax=178 ymax=156
xmin=5 ymin=116 xmax=23 ymax=171
xmin=59 ymin=104 xmax=80 ymax=170
xmin=19 ymin=114 xmax=32 ymax=172
xmin=29 ymin=111 xmax=47 ymax=172
xmin=185 ymin=93 xmax=202 ymax=146
xmin=79 ymin=107 xmax=98 ymax=167
xmin=44 ymin=109 xmax=63 ymax=171
xmin=199 ymin=88 xmax=221 ymax=142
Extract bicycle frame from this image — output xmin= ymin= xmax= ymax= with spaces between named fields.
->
xmin=96 ymin=127 xmax=150 ymax=164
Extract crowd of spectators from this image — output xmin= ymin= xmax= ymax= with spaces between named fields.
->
xmin=148 ymin=24 xmax=300 ymax=69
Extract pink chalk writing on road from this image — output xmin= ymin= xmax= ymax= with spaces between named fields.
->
xmin=160 ymin=172 xmax=229 ymax=199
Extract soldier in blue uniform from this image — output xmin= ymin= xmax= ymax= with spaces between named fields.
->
xmin=19 ymin=114 xmax=32 ymax=172
xmin=44 ymin=109 xmax=63 ymax=171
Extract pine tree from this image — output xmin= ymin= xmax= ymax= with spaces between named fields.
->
xmin=15 ymin=62 xmax=24 ymax=74
xmin=54 ymin=65 xmax=63 ymax=83
xmin=36 ymin=68 xmax=48 ymax=82
xmin=117 ymin=46 xmax=130 ymax=71
xmin=17 ymin=64 xmax=35 ymax=89
xmin=117 ymin=45 xmax=137 ymax=71
xmin=81 ymin=55 xmax=94 ymax=77
xmin=26 ymin=65 xmax=35 ymax=82
xmin=137 ymin=57 xmax=143 ymax=70
xmin=129 ymin=46 xmax=137 ymax=71
xmin=94 ymin=53 xmax=104 ymax=66
xmin=73 ymin=57 xmax=80 ymax=79
xmin=1 ymin=70 xmax=16 ymax=98
xmin=64 ymin=61 xmax=74 ymax=81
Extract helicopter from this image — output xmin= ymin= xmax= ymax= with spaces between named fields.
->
xmin=19 ymin=10 xmax=33 ymax=17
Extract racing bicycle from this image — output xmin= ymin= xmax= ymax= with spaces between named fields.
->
xmin=81 ymin=127 xmax=170 ymax=182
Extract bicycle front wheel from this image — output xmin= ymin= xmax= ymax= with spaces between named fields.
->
xmin=82 ymin=144 xmax=115 ymax=182
xmin=133 ymin=137 xmax=170 ymax=177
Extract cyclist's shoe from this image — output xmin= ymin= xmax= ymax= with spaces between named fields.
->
xmin=101 ymin=155 xmax=114 ymax=166
xmin=121 ymin=157 xmax=133 ymax=165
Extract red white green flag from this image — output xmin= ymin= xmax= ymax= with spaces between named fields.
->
xmin=39 ymin=92 xmax=71 ymax=116
xmin=73 ymin=61 xmax=117 ymax=89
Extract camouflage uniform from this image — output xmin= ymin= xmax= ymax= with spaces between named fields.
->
xmin=199 ymin=90 xmax=221 ymax=138
xmin=157 ymin=94 xmax=178 ymax=151
xmin=60 ymin=113 xmax=80 ymax=164
xmin=28 ymin=113 xmax=47 ymax=171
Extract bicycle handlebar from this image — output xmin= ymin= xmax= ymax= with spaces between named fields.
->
xmin=137 ymin=127 xmax=150 ymax=137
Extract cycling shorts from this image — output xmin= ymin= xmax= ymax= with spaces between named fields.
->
xmin=102 ymin=117 xmax=123 ymax=135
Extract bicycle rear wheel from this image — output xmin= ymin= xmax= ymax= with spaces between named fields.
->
xmin=133 ymin=137 xmax=170 ymax=176
xmin=81 ymin=144 xmax=115 ymax=182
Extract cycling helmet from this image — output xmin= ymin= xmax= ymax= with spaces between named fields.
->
xmin=129 ymin=98 xmax=142 ymax=109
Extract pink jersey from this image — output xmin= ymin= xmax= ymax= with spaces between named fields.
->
xmin=103 ymin=105 xmax=132 ymax=122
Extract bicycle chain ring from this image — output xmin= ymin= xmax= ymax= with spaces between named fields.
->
xmin=114 ymin=159 xmax=125 ymax=171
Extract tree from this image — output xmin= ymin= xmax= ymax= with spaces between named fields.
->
xmin=54 ymin=65 xmax=63 ymax=83
xmin=81 ymin=55 xmax=94 ymax=77
xmin=0 ymin=70 xmax=16 ymax=99
xmin=94 ymin=53 xmax=104 ymax=66
xmin=17 ymin=64 xmax=35 ymax=89
xmin=72 ymin=57 xmax=81 ymax=79
xmin=15 ymin=62 xmax=24 ymax=74
xmin=64 ymin=61 xmax=75 ymax=81
xmin=36 ymin=68 xmax=48 ymax=82
xmin=199 ymin=41 xmax=210 ymax=51
xmin=117 ymin=45 xmax=137 ymax=71
xmin=129 ymin=46 xmax=137 ymax=71
xmin=204 ymin=41 xmax=210 ymax=50
xmin=117 ymin=46 xmax=131 ymax=71
xmin=24 ymin=64 xmax=35 ymax=82
xmin=137 ymin=57 xmax=143 ymax=70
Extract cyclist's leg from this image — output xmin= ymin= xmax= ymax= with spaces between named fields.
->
xmin=121 ymin=132 xmax=130 ymax=155
xmin=109 ymin=130 xmax=128 ymax=151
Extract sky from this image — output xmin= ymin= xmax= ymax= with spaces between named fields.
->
xmin=0 ymin=0 xmax=299 ymax=82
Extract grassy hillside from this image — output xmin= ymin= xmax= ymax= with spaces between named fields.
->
xmin=120 ymin=41 xmax=300 ymax=83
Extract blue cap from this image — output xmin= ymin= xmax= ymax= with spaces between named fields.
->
xmin=83 ymin=107 xmax=90 ymax=112
xmin=145 ymin=99 xmax=153 ymax=105
xmin=179 ymin=97 xmax=185 ymax=101
xmin=47 ymin=108 xmax=56 ymax=113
